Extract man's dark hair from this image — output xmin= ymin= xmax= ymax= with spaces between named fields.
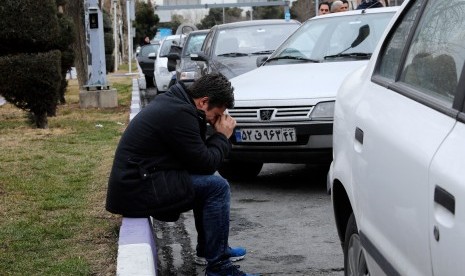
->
xmin=319 ymin=2 xmax=330 ymax=9
xmin=188 ymin=73 xmax=235 ymax=109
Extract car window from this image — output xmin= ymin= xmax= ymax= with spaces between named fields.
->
xmin=160 ymin=38 xmax=181 ymax=57
xmin=214 ymin=24 xmax=299 ymax=56
xmin=202 ymin=30 xmax=215 ymax=55
xmin=267 ymin=12 xmax=395 ymax=63
xmin=140 ymin=44 xmax=159 ymax=57
xmin=376 ymin=0 xmax=424 ymax=80
xmin=183 ymin=33 xmax=207 ymax=57
xmin=399 ymin=0 xmax=465 ymax=106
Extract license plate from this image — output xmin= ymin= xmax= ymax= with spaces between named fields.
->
xmin=235 ymin=128 xmax=296 ymax=143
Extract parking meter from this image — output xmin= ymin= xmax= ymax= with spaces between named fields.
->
xmin=85 ymin=0 xmax=108 ymax=89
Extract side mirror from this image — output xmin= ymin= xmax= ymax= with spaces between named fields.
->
xmin=256 ymin=56 xmax=268 ymax=67
xmin=190 ymin=52 xmax=208 ymax=62
xmin=148 ymin=52 xmax=156 ymax=60
xmin=351 ymin=24 xmax=370 ymax=48
xmin=167 ymin=60 xmax=177 ymax=72
xmin=167 ymin=52 xmax=181 ymax=61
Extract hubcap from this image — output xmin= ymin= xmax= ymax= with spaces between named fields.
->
xmin=347 ymin=233 xmax=369 ymax=276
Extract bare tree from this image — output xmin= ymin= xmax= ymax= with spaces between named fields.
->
xmin=65 ymin=1 xmax=88 ymax=88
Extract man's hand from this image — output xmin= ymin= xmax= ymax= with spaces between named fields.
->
xmin=214 ymin=114 xmax=236 ymax=138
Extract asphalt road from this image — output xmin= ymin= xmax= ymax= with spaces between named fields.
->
xmin=155 ymin=164 xmax=344 ymax=276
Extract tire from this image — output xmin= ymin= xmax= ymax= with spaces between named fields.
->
xmin=218 ymin=161 xmax=263 ymax=181
xmin=344 ymin=213 xmax=369 ymax=276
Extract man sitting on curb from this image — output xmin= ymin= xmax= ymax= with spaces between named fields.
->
xmin=106 ymin=73 xmax=259 ymax=276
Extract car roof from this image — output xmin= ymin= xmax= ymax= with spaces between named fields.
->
xmin=215 ymin=19 xmax=300 ymax=30
xmin=311 ymin=6 xmax=399 ymax=21
xmin=187 ymin=29 xmax=209 ymax=36
xmin=161 ymin=34 xmax=185 ymax=42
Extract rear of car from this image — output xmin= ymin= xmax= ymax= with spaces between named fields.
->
xmin=176 ymin=30 xmax=208 ymax=87
xmin=329 ymin=0 xmax=465 ymax=275
xmin=136 ymin=43 xmax=160 ymax=87
xmin=154 ymin=34 xmax=185 ymax=93
xmin=219 ymin=7 xmax=398 ymax=180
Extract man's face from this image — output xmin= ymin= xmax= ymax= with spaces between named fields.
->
xmin=319 ymin=4 xmax=330 ymax=15
xmin=205 ymin=106 xmax=227 ymax=126
xmin=196 ymin=97 xmax=227 ymax=125
xmin=342 ymin=3 xmax=349 ymax=10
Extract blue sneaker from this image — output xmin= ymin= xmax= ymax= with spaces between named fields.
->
xmin=206 ymin=263 xmax=259 ymax=276
xmin=227 ymin=246 xmax=246 ymax=262
xmin=195 ymin=247 xmax=247 ymax=266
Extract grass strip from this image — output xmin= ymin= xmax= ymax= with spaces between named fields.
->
xmin=0 ymin=73 xmax=133 ymax=275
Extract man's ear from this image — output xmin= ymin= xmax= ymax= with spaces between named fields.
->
xmin=199 ymin=97 xmax=209 ymax=109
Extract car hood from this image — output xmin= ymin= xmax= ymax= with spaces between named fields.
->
xmin=213 ymin=55 xmax=264 ymax=79
xmin=230 ymin=61 xmax=367 ymax=102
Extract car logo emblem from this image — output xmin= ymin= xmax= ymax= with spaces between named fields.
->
xmin=259 ymin=109 xmax=274 ymax=121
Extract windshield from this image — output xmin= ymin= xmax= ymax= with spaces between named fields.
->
xmin=183 ymin=33 xmax=207 ymax=57
xmin=266 ymin=12 xmax=395 ymax=64
xmin=214 ymin=23 xmax=299 ymax=56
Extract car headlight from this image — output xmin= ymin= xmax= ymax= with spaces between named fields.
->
xmin=180 ymin=71 xmax=197 ymax=81
xmin=309 ymin=101 xmax=335 ymax=120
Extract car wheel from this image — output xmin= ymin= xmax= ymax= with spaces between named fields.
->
xmin=344 ymin=213 xmax=369 ymax=276
xmin=218 ymin=161 xmax=263 ymax=181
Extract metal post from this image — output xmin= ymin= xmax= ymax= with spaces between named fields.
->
xmin=127 ymin=0 xmax=131 ymax=73
xmin=113 ymin=0 xmax=118 ymax=71
xmin=315 ymin=0 xmax=319 ymax=17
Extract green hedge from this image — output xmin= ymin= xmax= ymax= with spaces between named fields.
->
xmin=0 ymin=0 xmax=59 ymax=55
xmin=0 ymin=51 xmax=62 ymax=127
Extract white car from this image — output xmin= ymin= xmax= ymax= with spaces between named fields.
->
xmin=154 ymin=34 xmax=185 ymax=93
xmin=328 ymin=0 xmax=465 ymax=275
xmin=220 ymin=7 xmax=398 ymax=180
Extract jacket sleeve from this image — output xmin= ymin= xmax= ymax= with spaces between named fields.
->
xmin=163 ymin=108 xmax=231 ymax=175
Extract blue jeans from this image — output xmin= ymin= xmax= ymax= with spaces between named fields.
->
xmin=190 ymin=174 xmax=231 ymax=266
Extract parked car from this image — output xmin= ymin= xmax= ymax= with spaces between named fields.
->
xmin=218 ymin=7 xmax=398 ymax=180
xmin=154 ymin=34 xmax=185 ymax=93
xmin=191 ymin=19 xmax=300 ymax=80
xmin=328 ymin=0 xmax=465 ymax=275
xmin=136 ymin=42 xmax=160 ymax=87
xmin=167 ymin=29 xmax=209 ymax=87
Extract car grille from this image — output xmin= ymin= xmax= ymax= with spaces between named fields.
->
xmin=228 ymin=106 xmax=313 ymax=122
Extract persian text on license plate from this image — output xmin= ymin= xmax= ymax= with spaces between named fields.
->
xmin=235 ymin=128 xmax=296 ymax=142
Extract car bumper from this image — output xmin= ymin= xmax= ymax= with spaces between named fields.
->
xmin=226 ymin=121 xmax=333 ymax=164
xmin=155 ymin=72 xmax=174 ymax=92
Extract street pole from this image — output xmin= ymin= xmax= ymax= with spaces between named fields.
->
xmin=127 ymin=0 xmax=131 ymax=73
xmin=113 ymin=0 xmax=118 ymax=71
xmin=315 ymin=0 xmax=318 ymax=17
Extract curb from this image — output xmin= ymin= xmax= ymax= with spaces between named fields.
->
xmin=116 ymin=77 xmax=157 ymax=276
xmin=117 ymin=217 xmax=157 ymax=276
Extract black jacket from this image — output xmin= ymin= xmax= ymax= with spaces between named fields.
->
xmin=106 ymin=83 xmax=231 ymax=217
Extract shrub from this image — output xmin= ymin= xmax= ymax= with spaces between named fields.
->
xmin=0 ymin=51 xmax=62 ymax=128
xmin=0 ymin=0 xmax=74 ymax=128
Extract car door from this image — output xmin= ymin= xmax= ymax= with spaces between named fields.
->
xmin=351 ymin=0 xmax=463 ymax=275
xmin=426 ymin=1 xmax=465 ymax=272
xmin=429 ymin=110 xmax=465 ymax=275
